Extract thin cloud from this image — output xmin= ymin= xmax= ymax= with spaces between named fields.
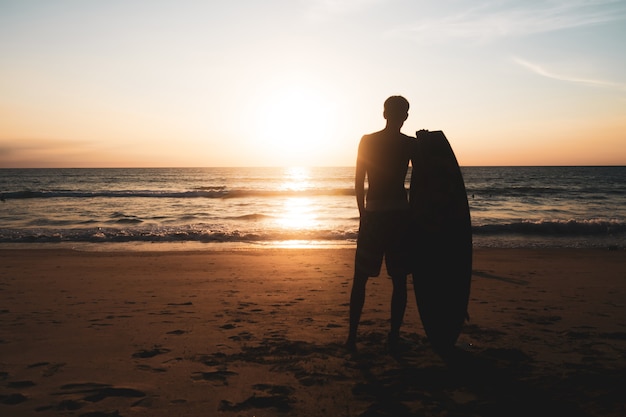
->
xmin=513 ymin=56 xmax=626 ymax=91
xmin=389 ymin=0 xmax=626 ymax=43
xmin=0 ymin=138 xmax=96 ymax=160
xmin=0 ymin=138 xmax=85 ymax=152
xmin=0 ymin=138 xmax=105 ymax=167
xmin=306 ymin=0 xmax=383 ymax=17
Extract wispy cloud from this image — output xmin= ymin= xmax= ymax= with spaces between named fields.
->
xmin=513 ymin=56 xmax=626 ymax=91
xmin=389 ymin=0 xmax=626 ymax=43
xmin=0 ymin=138 xmax=101 ymax=167
xmin=0 ymin=138 xmax=92 ymax=158
xmin=306 ymin=0 xmax=383 ymax=18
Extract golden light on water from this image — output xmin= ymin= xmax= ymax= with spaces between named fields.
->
xmin=276 ymin=197 xmax=318 ymax=230
xmin=280 ymin=166 xmax=312 ymax=191
xmin=274 ymin=168 xmax=320 ymax=246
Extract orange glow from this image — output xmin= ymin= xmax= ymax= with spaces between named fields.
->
xmin=275 ymin=168 xmax=318 ymax=230
xmin=250 ymin=84 xmax=338 ymax=165
xmin=275 ymin=197 xmax=318 ymax=230
xmin=1 ymin=2 xmax=625 ymax=168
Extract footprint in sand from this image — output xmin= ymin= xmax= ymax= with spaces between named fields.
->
xmin=35 ymin=399 xmax=83 ymax=412
xmin=2 ymin=383 xmax=33 ymax=408
xmin=219 ymin=384 xmax=295 ymax=412
xmin=26 ymin=361 xmax=65 ymax=377
xmin=131 ymin=346 xmax=171 ymax=358
xmin=1 ymin=392 xmax=28 ymax=405
xmin=191 ymin=352 xmax=227 ymax=367
xmin=59 ymin=382 xmax=146 ymax=403
xmin=35 ymin=383 xmax=146 ymax=413
xmin=136 ymin=364 xmax=167 ymax=373
xmin=229 ymin=331 xmax=253 ymax=341
xmin=7 ymin=380 xmax=35 ymax=389
xmin=191 ymin=369 xmax=238 ymax=385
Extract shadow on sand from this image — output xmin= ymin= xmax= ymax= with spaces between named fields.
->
xmin=347 ymin=331 xmax=617 ymax=417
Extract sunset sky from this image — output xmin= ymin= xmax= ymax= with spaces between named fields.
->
xmin=1 ymin=0 xmax=625 ymax=167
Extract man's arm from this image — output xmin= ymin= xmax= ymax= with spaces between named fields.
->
xmin=355 ymin=138 xmax=367 ymax=217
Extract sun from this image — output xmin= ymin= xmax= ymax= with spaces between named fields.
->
xmin=253 ymin=84 xmax=337 ymax=165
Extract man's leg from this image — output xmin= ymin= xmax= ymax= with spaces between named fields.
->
xmin=346 ymin=272 xmax=368 ymax=351
xmin=389 ymin=274 xmax=407 ymax=349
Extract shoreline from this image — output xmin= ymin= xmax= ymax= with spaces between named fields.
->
xmin=0 ymin=240 xmax=358 ymax=252
xmin=0 ymin=237 xmax=624 ymax=252
xmin=1 ymin=247 xmax=625 ymax=416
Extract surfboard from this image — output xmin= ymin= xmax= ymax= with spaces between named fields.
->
xmin=409 ymin=130 xmax=472 ymax=354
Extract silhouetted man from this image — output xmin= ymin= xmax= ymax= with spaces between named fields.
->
xmin=346 ymin=95 xmax=418 ymax=352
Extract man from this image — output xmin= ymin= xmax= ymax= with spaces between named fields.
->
xmin=346 ymin=95 xmax=418 ymax=352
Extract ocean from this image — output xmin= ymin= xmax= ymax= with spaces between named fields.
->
xmin=1 ymin=166 xmax=624 ymax=250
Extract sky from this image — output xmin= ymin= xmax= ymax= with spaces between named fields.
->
xmin=1 ymin=0 xmax=625 ymax=167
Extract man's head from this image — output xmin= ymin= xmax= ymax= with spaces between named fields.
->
xmin=383 ymin=96 xmax=409 ymax=124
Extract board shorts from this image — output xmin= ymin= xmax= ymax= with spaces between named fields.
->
xmin=354 ymin=210 xmax=411 ymax=278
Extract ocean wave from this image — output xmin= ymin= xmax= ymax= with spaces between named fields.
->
xmin=474 ymin=219 xmax=626 ymax=236
xmin=1 ymin=188 xmax=355 ymax=200
xmin=465 ymin=184 xmax=624 ymax=198
xmin=1 ymin=219 xmax=623 ymax=245
xmin=4 ymin=185 xmax=619 ymax=201
xmin=0 ymin=227 xmax=359 ymax=244
xmin=227 ymin=213 xmax=275 ymax=220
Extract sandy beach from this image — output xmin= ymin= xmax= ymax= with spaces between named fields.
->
xmin=0 ymin=247 xmax=625 ymax=417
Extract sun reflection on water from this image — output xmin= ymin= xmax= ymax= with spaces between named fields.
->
xmin=276 ymin=197 xmax=318 ymax=230
xmin=280 ymin=166 xmax=312 ymax=191
xmin=275 ymin=167 xmax=319 ymax=234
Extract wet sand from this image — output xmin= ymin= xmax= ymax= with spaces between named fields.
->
xmin=0 ymin=248 xmax=625 ymax=417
